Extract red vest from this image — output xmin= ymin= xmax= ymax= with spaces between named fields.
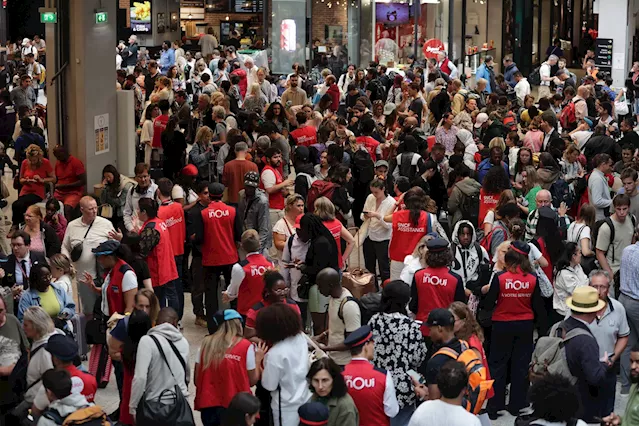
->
xmin=158 ymin=201 xmax=186 ymax=256
xmin=413 ymin=266 xmax=462 ymax=336
xmin=492 ymin=270 xmax=537 ymax=322
xmin=201 ymin=201 xmax=239 ymax=267
xmin=389 ymin=210 xmax=430 ymax=262
xmin=478 ymin=189 xmax=500 ymax=228
xmin=342 ymin=359 xmax=390 ymax=426
xmin=290 ymin=125 xmax=317 ymax=147
xmin=105 ymin=258 xmax=134 ymax=315
xmin=260 ymin=165 xmax=285 ymax=210
xmin=536 ymin=238 xmax=553 ymax=282
xmin=439 ymin=57 xmax=452 ymax=76
xmin=356 ymin=136 xmax=380 ymax=162
xmin=323 ymin=219 xmax=344 ymax=269
xmin=194 ymin=338 xmax=252 ymax=410
xmin=141 ymin=218 xmax=178 ymax=287
xmin=152 ymin=114 xmax=169 ymax=148
xmin=237 ymin=253 xmax=273 ymax=315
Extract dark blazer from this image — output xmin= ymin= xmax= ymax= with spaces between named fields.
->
xmin=0 ymin=250 xmax=48 ymax=290
xmin=20 ymin=222 xmax=62 ymax=259
xmin=563 ymin=316 xmax=609 ymax=423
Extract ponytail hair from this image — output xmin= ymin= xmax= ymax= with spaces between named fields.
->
xmin=49 ymin=253 xmax=77 ymax=279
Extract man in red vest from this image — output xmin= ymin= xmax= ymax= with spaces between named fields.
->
xmin=157 ymin=178 xmax=186 ymax=320
xmin=222 ymin=229 xmax=273 ymax=317
xmin=342 ymin=325 xmax=399 ymax=426
xmin=260 ymin=147 xmax=293 ymax=242
xmin=197 ymin=182 xmax=243 ymax=331
xmin=289 ymin=111 xmax=318 ymax=147
xmin=138 ymin=197 xmax=179 ymax=312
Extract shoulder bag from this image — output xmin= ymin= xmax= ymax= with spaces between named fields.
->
xmin=136 ymin=335 xmax=195 ymax=426
xmin=70 ymin=220 xmax=95 ymax=262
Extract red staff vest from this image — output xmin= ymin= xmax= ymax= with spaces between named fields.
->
xmin=492 ymin=270 xmax=537 ymax=322
xmin=194 ymin=338 xmax=252 ymax=410
xmin=237 ymin=253 xmax=273 ymax=315
xmin=141 ymin=218 xmax=178 ymax=287
xmin=342 ymin=359 xmax=390 ymax=426
xmin=356 ymin=136 xmax=380 ymax=162
xmin=106 ymin=258 xmax=134 ymax=315
xmin=201 ymin=201 xmax=239 ymax=267
xmin=289 ymin=125 xmax=317 ymax=147
xmin=478 ymin=189 xmax=499 ymax=228
xmin=413 ymin=266 xmax=463 ymax=336
xmin=323 ymin=218 xmax=344 ymax=269
xmin=259 ymin=165 xmax=285 ymax=210
xmin=158 ymin=200 xmax=186 ymax=256
xmin=439 ymin=57 xmax=452 ymax=76
xmin=389 ymin=210 xmax=430 ymax=262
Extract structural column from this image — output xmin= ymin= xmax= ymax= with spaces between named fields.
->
xmin=594 ymin=0 xmax=632 ymax=87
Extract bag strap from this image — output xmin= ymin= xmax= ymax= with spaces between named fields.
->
xmin=338 ymin=296 xmax=357 ymax=322
xmin=83 ymin=220 xmax=95 ymax=239
xmin=165 ymin=338 xmax=188 ymax=383
xmin=149 ymin=335 xmax=187 ymax=387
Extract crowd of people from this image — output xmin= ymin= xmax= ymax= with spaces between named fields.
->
xmin=0 ymin=30 xmax=638 ymax=426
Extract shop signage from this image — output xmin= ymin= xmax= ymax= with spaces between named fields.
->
xmin=422 ymin=38 xmax=444 ymax=59
xmin=130 ymin=1 xmax=152 ymax=34
xmin=594 ymin=38 xmax=613 ymax=71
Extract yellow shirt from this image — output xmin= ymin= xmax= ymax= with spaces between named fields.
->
xmin=38 ymin=287 xmax=61 ymax=318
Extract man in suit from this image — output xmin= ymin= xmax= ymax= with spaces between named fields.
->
xmin=0 ymin=230 xmax=47 ymax=312
xmin=540 ymin=111 xmax=560 ymax=152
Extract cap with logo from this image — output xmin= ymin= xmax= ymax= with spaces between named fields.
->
xmin=426 ymin=308 xmax=455 ymax=327
xmin=244 ymin=171 xmax=260 ymax=188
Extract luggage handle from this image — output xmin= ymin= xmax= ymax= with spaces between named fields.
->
xmin=348 ymin=226 xmax=363 ymax=270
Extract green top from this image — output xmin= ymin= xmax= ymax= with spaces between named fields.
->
xmin=623 ymin=383 xmax=638 ymax=426
xmin=524 ymin=185 xmax=542 ymax=214
xmin=311 ymin=394 xmax=359 ymax=426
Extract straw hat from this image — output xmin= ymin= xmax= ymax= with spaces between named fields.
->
xmin=566 ymin=286 xmax=606 ymax=313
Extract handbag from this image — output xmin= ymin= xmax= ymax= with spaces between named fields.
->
xmin=70 ymin=220 xmax=95 ymax=262
xmin=615 ymin=93 xmax=630 ymax=116
xmin=136 ymin=335 xmax=195 ymax=426
xmin=297 ymin=273 xmax=311 ymax=300
xmin=534 ymin=264 xmax=554 ymax=298
xmin=342 ymin=228 xmax=376 ymax=298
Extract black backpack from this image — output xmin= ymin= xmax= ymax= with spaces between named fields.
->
xmin=398 ymin=152 xmax=419 ymax=181
xmin=549 ymin=177 xmax=574 ymax=208
xmin=338 ymin=294 xmax=381 ymax=329
xmin=352 ymin=149 xmax=375 ymax=184
xmin=369 ymin=79 xmax=387 ymax=102
xmin=459 ymin=191 xmax=480 ymax=225
xmin=9 ymin=344 xmax=43 ymax=397
xmin=592 ymin=215 xmax=637 ymax=263
xmin=528 ymin=65 xmax=542 ymax=86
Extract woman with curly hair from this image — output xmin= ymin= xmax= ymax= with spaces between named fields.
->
xmin=479 ymin=165 xmax=512 ymax=229
xmin=308 ymin=357 xmax=359 ymax=426
xmin=527 ymin=373 xmax=587 ymax=426
xmin=13 ymin=144 xmax=55 ymax=228
xmin=409 ymin=238 xmax=467 ymax=342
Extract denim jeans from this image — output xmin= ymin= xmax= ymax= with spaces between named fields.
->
xmin=154 ymin=279 xmax=179 ymax=313
xmin=174 ymin=255 xmax=184 ymax=319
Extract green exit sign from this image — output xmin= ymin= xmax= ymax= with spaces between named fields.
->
xmin=95 ymin=11 xmax=108 ymax=24
xmin=40 ymin=11 xmax=57 ymax=23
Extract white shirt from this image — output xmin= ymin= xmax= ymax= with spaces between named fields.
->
xmin=261 ymin=333 xmax=313 ymax=412
xmin=350 ymin=357 xmax=400 ymax=418
xmin=360 ymin=194 xmax=395 ymax=242
xmin=171 ymin=185 xmax=198 ymax=205
xmin=567 ymin=222 xmax=591 ymax=246
xmin=515 ymin=78 xmax=531 ymax=104
xmin=539 ymin=62 xmax=551 ymax=86
xmin=261 ymin=168 xmax=277 ymax=191
xmin=408 ymin=399 xmax=481 ymax=426
xmin=571 ymin=130 xmax=593 ymax=150
xmin=281 ymin=234 xmax=310 ymax=302
xmin=553 ymin=265 xmax=589 ymax=316
xmin=61 ymin=217 xmax=115 ymax=279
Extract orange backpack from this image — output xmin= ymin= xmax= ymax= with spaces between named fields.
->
xmin=432 ymin=340 xmax=494 ymax=414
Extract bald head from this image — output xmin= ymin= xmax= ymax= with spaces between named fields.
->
xmin=79 ymin=196 xmax=98 ymax=223
xmin=577 ymin=85 xmax=590 ymax=99
xmin=317 ymin=267 xmax=341 ymax=297
xmin=405 ymin=117 xmax=418 ymax=128
xmin=535 ymin=190 xmax=552 ymax=209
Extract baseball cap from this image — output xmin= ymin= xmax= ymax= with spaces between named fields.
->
xmin=22 ymin=38 xmax=29 ymax=46
xmin=426 ymin=308 xmax=455 ymax=327
xmin=474 ymin=112 xmax=489 ymax=128
xmin=208 ymin=182 xmax=225 ymax=198
xmin=244 ymin=171 xmax=260 ymax=188
xmin=45 ymin=334 xmax=78 ymax=361
xmin=383 ymin=103 xmax=396 ymax=115
xmin=92 ymin=240 xmax=120 ymax=256
xmin=426 ymin=238 xmax=449 ymax=253
xmin=299 ymin=402 xmax=330 ymax=426
xmin=375 ymin=160 xmax=389 ymax=169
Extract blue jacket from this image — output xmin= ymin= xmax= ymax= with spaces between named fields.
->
xmin=475 ymin=64 xmax=492 ymax=93
xmin=159 ymin=48 xmax=175 ymax=74
xmin=504 ymin=63 xmax=519 ymax=88
xmin=563 ymin=317 xmax=609 ymax=423
xmin=18 ymin=282 xmax=76 ymax=322
xmin=476 ymin=158 xmax=510 ymax=184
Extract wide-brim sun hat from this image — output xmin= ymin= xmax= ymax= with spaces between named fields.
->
xmin=566 ymin=286 xmax=606 ymax=313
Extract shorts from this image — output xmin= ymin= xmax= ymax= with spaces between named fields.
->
xmin=308 ymin=284 xmax=329 ymax=314
xmin=54 ymin=191 xmax=82 ymax=208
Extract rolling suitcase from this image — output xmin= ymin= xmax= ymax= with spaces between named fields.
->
xmin=71 ymin=313 xmax=89 ymax=360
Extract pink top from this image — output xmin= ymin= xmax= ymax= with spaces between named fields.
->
xmin=29 ymin=229 xmax=45 ymax=255
xmin=44 ymin=213 xmax=68 ymax=242
xmin=523 ymin=130 xmax=544 ymax=153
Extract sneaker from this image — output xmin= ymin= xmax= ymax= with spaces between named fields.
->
xmin=195 ymin=316 xmax=207 ymax=328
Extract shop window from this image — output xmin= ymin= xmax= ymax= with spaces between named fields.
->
xmin=270 ymin=0 xmax=307 ymax=74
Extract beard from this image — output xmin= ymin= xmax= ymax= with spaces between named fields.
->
xmin=632 ymin=373 xmax=639 ymax=384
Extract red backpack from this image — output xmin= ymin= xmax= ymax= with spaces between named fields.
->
xmin=479 ymin=223 xmax=507 ymax=256
xmin=559 ymin=101 xmax=577 ymax=129
xmin=307 ymin=180 xmax=338 ymax=213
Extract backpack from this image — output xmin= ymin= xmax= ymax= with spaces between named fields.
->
xmin=301 ymin=78 xmax=315 ymax=98
xmin=592 ymin=215 xmax=637 ymax=264
xmin=41 ymin=405 xmax=112 ymax=426
xmin=306 ymin=180 xmax=338 ymax=213
xmin=529 ymin=321 xmax=592 ymax=385
xmin=338 ymin=294 xmax=381 ymax=329
xmin=502 ymin=111 xmax=517 ymax=132
xmin=549 ymin=177 xmax=574 ymax=208
xmin=368 ymin=79 xmax=387 ymax=102
xmin=9 ymin=344 xmax=43 ymax=397
xmin=459 ymin=191 xmax=480 ymax=225
xmin=431 ymin=340 xmax=494 ymax=414
xmin=528 ymin=65 xmax=542 ymax=86
xmin=398 ymin=152 xmax=419 ymax=181
xmin=559 ymin=101 xmax=578 ymax=130
xmin=478 ymin=223 xmax=507 ymax=255
xmin=352 ymin=149 xmax=375 ymax=184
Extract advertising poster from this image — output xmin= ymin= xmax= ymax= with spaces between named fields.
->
xmin=130 ymin=1 xmax=152 ymax=34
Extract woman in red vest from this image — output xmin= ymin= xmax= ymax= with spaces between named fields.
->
xmin=314 ymin=196 xmax=355 ymax=272
xmin=195 ymin=309 xmax=266 ymax=426
xmin=479 ymin=166 xmax=511 ymax=228
xmin=484 ymin=241 xmax=547 ymax=419
xmin=384 ymin=187 xmax=442 ymax=281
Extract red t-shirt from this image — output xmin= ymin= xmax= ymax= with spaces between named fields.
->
xmin=20 ymin=159 xmax=52 ymax=199
xmin=54 ymin=155 xmax=85 ymax=197
xmin=245 ymin=298 xmax=301 ymax=328
xmin=152 ymin=114 xmax=170 ymax=148
xmin=66 ymin=365 xmax=97 ymax=403
xmin=323 ymin=219 xmax=344 ymax=269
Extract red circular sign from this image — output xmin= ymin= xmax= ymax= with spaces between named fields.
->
xmin=422 ymin=39 xmax=445 ymax=59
